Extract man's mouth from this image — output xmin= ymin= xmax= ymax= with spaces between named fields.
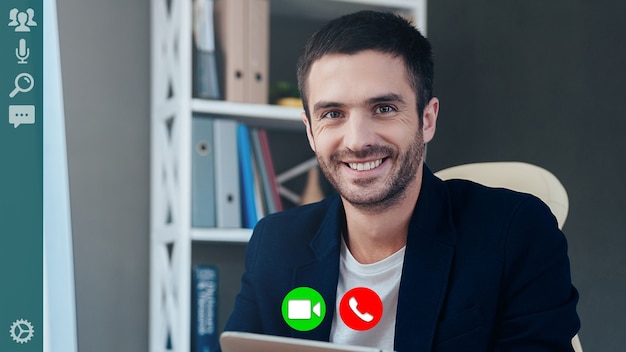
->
xmin=346 ymin=158 xmax=386 ymax=171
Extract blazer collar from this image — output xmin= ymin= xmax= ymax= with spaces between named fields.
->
xmin=291 ymin=165 xmax=457 ymax=350
xmin=394 ymin=165 xmax=457 ymax=352
xmin=291 ymin=195 xmax=344 ymax=341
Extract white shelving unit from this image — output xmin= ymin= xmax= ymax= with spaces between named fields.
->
xmin=149 ymin=1 xmax=426 ymax=351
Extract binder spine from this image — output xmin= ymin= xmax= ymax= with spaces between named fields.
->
xmin=215 ymin=0 xmax=247 ymax=102
xmin=247 ymin=0 xmax=269 ymax=103
xmin=191 ymin=116 xmax=216 ymax=227
xmin=213 ymin=119 xmax=242 ymax=227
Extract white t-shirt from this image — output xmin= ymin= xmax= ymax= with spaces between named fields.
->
xmin=330 ymin=238 xmax=405 ymax=351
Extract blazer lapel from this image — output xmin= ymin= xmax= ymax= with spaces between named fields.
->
xmin=291 ymin=195 xmax=344 ymax=342
xmin=287 ymin=167 xmax=457 ymax=350
xmin=395 ymin=166 xmax=457 ymax=352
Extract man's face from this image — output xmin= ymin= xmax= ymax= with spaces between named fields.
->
xmin=302 ymin=50 xmax=437 ymax=211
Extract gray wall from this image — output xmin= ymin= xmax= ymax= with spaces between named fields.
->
xmin=57 ymin=0 xmax=623 ymax=351
xmin=57 ymin=0 xmax=150 ymax=351
xmin=427 ymin=1 xmax=626 ymax=351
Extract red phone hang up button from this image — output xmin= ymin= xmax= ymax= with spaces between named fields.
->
xmin=339 ymin=287 xmax=383 ymax=331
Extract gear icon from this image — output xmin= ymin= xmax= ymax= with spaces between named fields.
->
xmin=10 ymin=319 xmax=34 ymax=344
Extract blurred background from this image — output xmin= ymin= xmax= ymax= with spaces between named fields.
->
xmin=56 ymin=0 xmax=625 ymax=351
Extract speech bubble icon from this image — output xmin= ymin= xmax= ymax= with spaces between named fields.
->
xmin=9 ymin=105 xmax=35 ymax=128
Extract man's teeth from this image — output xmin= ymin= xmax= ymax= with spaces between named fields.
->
xmin=348 ymin=159 xmax=383 ymax=171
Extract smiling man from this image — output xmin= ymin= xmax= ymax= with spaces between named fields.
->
xmin=223 ymin=11 xmax=580 ymax=352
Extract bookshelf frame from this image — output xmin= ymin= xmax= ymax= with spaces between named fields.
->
xmin=149 ymin=1 xmax=426 ymax=351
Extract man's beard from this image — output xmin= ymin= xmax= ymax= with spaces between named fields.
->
xmin=316 ymin=130 xmax=424 ymax=212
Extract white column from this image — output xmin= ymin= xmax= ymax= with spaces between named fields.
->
xmin=43 ymin=0 xmax=78 ymax=351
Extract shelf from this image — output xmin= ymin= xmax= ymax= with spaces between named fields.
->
xmin=190 ymin=227 xmax=252 ymax=243
xmin=192 ymin=99 xmax=305 ymax=131
xmin=151 ymin=1 xmax=425 ymax=351
xmin=271 ymin=0 xmax=417 ymax=21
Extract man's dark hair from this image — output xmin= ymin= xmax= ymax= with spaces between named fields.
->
xmin=296 ymin=10 xmax=434 ymax=124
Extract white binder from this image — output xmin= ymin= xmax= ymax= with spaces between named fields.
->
xmin=213 ymin=118 xmax=242 ymax=227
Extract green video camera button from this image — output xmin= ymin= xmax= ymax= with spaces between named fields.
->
xmin=281 ymin=287 xmax=326 ymax=331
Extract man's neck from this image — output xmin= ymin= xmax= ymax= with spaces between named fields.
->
xmin=342 ymin=167 xmax=423 ymax=264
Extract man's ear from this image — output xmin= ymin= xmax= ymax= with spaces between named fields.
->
xmin=422 ymin=97 xmax=439 ymax=144
xmin=302 ymin=111 xmax=316 ymax=152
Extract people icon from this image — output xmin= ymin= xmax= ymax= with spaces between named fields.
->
xmin=8 ymin=8 xmax=37 ymax=32
xmin=26 ymin=9 xmax=37 ymax=26
xmin=8 ymin=8 xmax=18 ymax=26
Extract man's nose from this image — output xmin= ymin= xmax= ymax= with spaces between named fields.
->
xmin=343 ymin=112 xmax=377 ymax=152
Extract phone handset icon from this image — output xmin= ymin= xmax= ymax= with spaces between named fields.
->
xmin=349 ymin=296 xmax=374 ymax=322
xmin=339 ymin=287 xmax=382 ymax=330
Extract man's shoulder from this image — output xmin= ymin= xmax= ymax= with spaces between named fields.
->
xmin=436 ymin=178 xmax=563 ymax=262
xmin=440 ymin=178 xmax=556 ymax=228
xmin=443 ymin=178 xmax=540 ymax=209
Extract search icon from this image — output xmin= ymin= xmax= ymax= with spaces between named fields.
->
xmin=9 ymin=72 xmax=34 ymax=98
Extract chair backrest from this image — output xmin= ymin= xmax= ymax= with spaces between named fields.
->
xmin=434 ymin=161 xmax=582 ymax=351
xmin=435 ymin=162 xmax=568 ymax=229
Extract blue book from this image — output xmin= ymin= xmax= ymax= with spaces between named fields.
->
xmin=191 ymin=265 xmax=219 ymax=352
xmin=237 ymin=124 xmax=258 ymax=228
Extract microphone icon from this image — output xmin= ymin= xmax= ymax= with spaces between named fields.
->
xmin=16 ymin=38 xmax=30 ymax=64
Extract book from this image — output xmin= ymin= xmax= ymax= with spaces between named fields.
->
xmin=250 ymin=128 xmax=274 ymax=214
xmin=193 ymin=0 xmax=220 ymax=99
xmin=237 ymin=124 xmax=258 ymax=228
xmin=257 ymin=129 xmax=283 ymax=212
xmin=250 ymin=147 xmax=267 ymax=219
xmin=191 ymin=265 xmax=219 ymax=352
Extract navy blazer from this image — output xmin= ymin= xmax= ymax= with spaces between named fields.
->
xmin=223 ymin=166 xmax=580 ymax=351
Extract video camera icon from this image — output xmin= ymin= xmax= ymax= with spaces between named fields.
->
xmin=288 ymin=299 xmax=322 ymax=320
xmin=281 ymin=287 xmax=326 ymax=331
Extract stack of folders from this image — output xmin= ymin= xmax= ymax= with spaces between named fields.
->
xmin=215 ymin=0 xmax=269 ymax=104
xmin=191 ymin=265 xmax=219 ymax=352
xmin=192 ymin=115 xmax=282 ymax=229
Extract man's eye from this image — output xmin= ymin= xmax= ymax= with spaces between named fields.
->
xmin=375 ymin=105 xmax=396 ymax=114
xmin=322 ymin=111 xmax=342 ymax=119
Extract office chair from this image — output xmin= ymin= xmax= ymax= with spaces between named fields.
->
xmin=434 ymin=161 xmax=582 ymax=352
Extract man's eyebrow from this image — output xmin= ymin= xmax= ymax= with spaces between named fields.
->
xmin=366 ymin=93 xmax=406 ymax=105
xmin=312 ymin=94 xmax=407 ymax=114
xmin=312 ymin=101 xmax=345 ymax=113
